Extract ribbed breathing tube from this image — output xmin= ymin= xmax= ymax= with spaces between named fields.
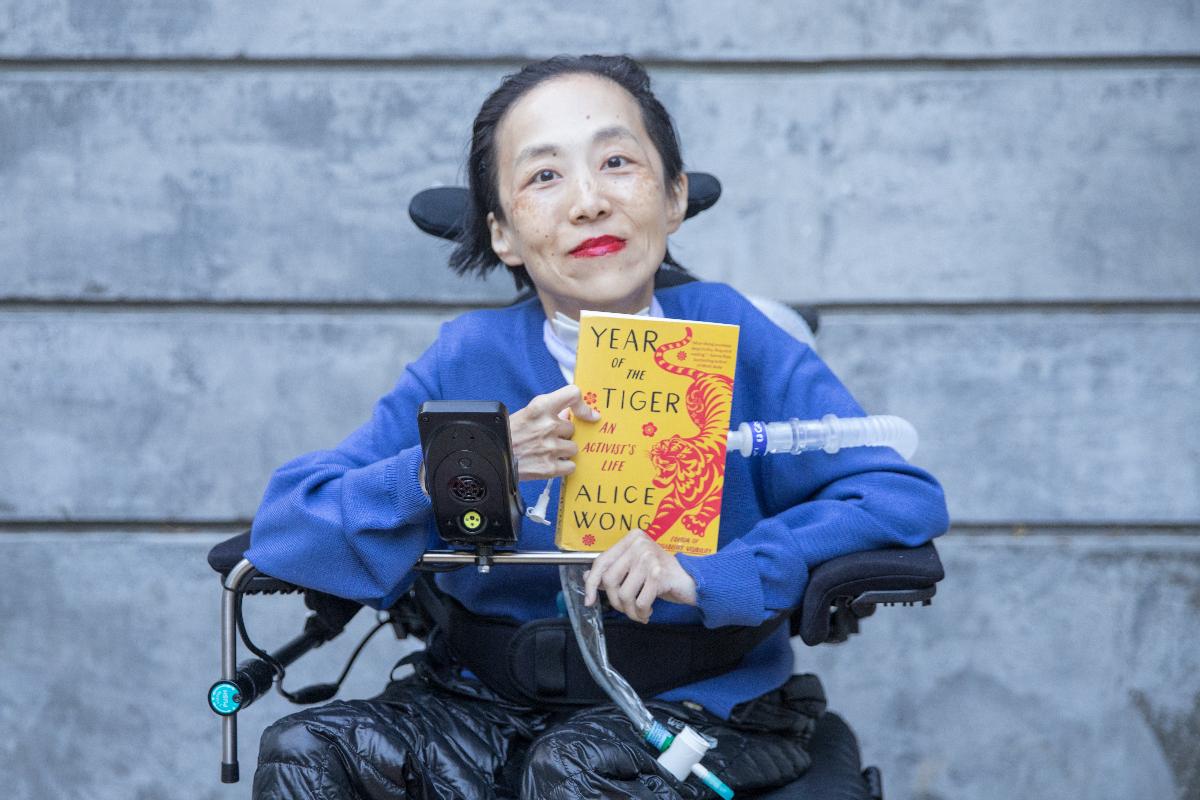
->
xmin=530 ymin=415 xmax=917 ymax=525
xmin=727 ymin=413 xmax=919 ymax=460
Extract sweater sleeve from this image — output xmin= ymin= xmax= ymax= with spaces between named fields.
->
xmin=244 ymin=335 xmax=444 ymax=608
xmin=676 ymin=324 xmax=949 ymax=629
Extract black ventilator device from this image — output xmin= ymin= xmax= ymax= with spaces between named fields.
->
xmin=417 ymin=401 xmax=524 ymax=566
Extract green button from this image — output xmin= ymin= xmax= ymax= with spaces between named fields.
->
xmin=462 ymin=511 xmax=483 ymax=530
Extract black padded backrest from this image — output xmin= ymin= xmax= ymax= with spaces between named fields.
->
xmin=408 ymin=187 xmax=469 ymax=241
xmin=407 ymin=175 xmax=820 ymax=335
xmin=408 ymin=172 xmax=722 ymax=242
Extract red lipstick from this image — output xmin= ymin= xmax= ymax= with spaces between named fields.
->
xmin=570 ymin=235 xmax=626 ymax=258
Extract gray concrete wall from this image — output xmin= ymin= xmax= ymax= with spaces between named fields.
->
xmin=1 ymin=4 xmax=1197 ymax=799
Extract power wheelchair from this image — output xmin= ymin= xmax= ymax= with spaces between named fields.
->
xmin=207 ymin=173 xmax=945 ymax=799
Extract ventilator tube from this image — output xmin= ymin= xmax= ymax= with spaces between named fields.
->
xmin=559 ymin=565 xmax=735 ymax=798
xmin=727 ymin=414 xmax=918 ymax=460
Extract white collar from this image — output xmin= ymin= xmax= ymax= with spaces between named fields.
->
xmin=543 ymin=296 xmax=664 ymax=381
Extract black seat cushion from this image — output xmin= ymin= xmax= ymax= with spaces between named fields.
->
xmin=758 ymin=712 xmax=872 ymax=799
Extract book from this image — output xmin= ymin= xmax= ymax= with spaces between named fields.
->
xmin=556 ymin=311 xmax=739 ymax=556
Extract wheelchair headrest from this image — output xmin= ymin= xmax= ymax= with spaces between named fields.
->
xmin=408 ymin=172 xmax=722 ymax=241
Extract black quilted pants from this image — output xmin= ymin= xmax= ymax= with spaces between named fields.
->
xmin=253 ymin=653 xmax=836 ymax=799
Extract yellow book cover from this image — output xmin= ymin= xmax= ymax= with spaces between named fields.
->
xmin=556 ymin=311 xmax=739 ymax=555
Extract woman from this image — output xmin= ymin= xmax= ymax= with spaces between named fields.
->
xmin=248 ymin=55 xmax=948 ymax=799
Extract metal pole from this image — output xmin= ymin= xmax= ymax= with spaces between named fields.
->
xmin=418 ymin=550 xmax=600 ymax=566
xmin=220 ymin=559 xmax=260 ymax=782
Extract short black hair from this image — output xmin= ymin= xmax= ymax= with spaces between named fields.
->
xmin=450 ymin=54 xmax=687 ymax=291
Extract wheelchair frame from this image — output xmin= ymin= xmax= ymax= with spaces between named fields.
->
xmin=210 ymin=538 xmax=942 ymax=792
xmin=208 ymin=173 xmax=946 ymax=797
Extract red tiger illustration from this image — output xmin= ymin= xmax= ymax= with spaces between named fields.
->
xmin=643 ymin=327 xmax=732 ymax=541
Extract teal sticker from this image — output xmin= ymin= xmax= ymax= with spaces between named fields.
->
xmin=209 ymin=681 xmax=241 ymax=715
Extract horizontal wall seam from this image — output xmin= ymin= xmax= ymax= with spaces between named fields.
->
xmin=0 ymin=53 xmax=1198 ymax=74
xmin=0 ymin=298 xmax=487 ymax=315
xmin=0 ymin=520 xmax=254 ymax=533
xmin=1 ymin=298 xmax=1198 ymax=316
xmin=947 ymin=523 xmax=1200 ymax=536
xmin=1 ymin=521 xmax=1198 ymax=535
xmin=803 ymin=300 xmax=1200 ymax=315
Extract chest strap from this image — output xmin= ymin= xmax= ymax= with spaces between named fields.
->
xmin=415 ymin=576 xmax=786 ymax=707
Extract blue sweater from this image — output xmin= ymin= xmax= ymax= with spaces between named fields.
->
xmin=247 ymin=281 xmax=949 ymax=718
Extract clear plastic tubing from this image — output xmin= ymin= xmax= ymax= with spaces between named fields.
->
xmin=727 ymin=414 xmax=918 ymax=461
xmin=559 ymin=565 xmax=735 ymax=799
xmin=559 ymin=564 xmax=655 ymax=733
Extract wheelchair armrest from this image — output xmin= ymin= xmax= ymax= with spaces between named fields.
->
xmin=208 ymin=531 xmax=429 ymax=642
xmin=207 ymin=530 xmax=251 ymax=576
xmin=209 ymin=529 xmax=372 ymax=649
xmin=208 ymin=530 xmax=306 ymax=594
xmin=794 ymin=542 xmax=945 ymax=646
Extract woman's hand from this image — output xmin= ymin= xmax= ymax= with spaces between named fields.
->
xmin=509 ymin=384 xmax=600 ymax=482
xmin=583 ymin=529 xmax=698 ymax=623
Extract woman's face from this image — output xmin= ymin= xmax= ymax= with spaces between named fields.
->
xmin=487 ymin=74 xmax=688 ymax=321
